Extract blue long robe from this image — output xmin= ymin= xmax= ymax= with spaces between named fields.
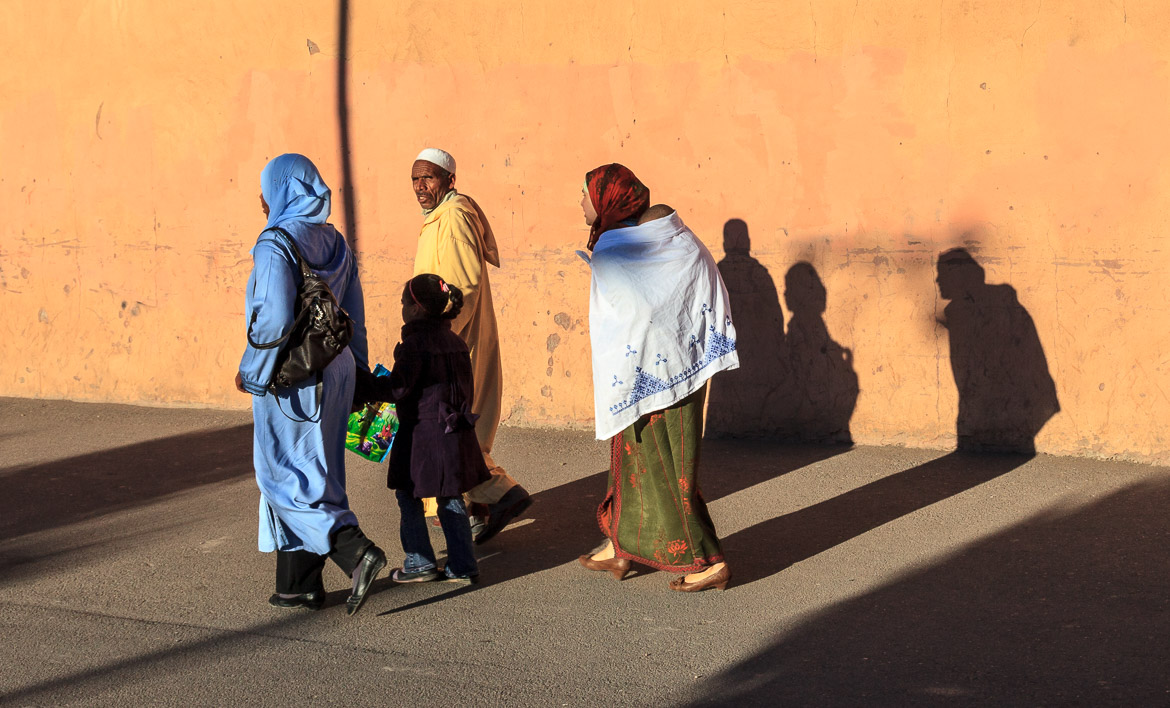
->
xmin=239 ymin=154 xmax=370 ymax=555
xmin=240 ymin=220 xmax=369 ymax=554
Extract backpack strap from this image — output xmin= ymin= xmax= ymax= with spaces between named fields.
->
xmin=265 ymin=226 xmax=315 ymax=281
xmin=245 ymin=227 xmax=312 ymax=350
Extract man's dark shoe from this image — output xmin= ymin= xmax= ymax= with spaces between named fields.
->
xmin=346 ymin=546 xmax=387 ymax=616
xmin=474 ymin=485 xmax=533 ymax=545
xmin=268 ymin=591 xmax=325 ymax=611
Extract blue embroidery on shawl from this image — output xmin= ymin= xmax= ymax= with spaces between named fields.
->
xmin=608 ymin=329 xmax=738 ymax=416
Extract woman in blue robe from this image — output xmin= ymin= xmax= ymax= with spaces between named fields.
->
xmin=235 ymin=154 xmax=386 ymax=615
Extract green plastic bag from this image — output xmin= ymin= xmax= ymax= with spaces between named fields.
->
xmin=345 ymin=364 xmax=397 ymax=463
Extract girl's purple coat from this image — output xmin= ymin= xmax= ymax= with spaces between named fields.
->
xmin=366 ymin=318 xmax=490 ymax=498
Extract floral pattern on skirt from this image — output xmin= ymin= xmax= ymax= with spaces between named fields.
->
xmin=597 ymin=384 xmax=724 ymax=572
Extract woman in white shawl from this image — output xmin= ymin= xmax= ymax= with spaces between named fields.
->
xmin=576 ymin=164 xmax=739 ymax=592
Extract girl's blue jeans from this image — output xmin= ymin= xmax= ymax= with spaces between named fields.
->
xmin=395 ymin=490 xmax=478 ymax=578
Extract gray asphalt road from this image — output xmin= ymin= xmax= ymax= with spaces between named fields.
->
xmin=1 ymin=397 xmax=1167 ymax=706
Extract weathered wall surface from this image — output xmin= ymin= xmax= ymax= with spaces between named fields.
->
xmin=3 ymin=1 xmax=1169 ymax=461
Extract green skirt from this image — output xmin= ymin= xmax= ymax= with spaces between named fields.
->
xmin=597 ymin=385 xmax=724 ymax=572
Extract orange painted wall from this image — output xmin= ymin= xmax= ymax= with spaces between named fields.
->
xmin=3 ymin=1 xmax=1169 ymax=461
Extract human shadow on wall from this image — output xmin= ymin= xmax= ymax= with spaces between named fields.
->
xmin=704 ymin=223 xmax=856 ymax=500
xmin=706 ymin=221 xmax=858 ymax=444
xmin=706 ymin=219 xmax=790 ymax=437
xmin=937 ymin=248 xmax=1059 ymax=453
xmin=719 ymin=249 xmax=1055 ymax=586
xmin=783 ymin=262 xmax=858 ymax=444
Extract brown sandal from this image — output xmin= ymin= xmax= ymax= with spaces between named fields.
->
xmin=577 ymin=554 xmax=632 ymax=580
xmin=669 ymin=564 xmax=731 ymax=592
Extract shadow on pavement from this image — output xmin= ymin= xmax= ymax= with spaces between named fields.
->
xmin=486 ymin=440 xmax=856 ymax=585
xmin=0 ymin=605 xmax=336 ymax=704
xmin=0 ymin=424 xmax=253 ymax=543
xmin=685 ymin=477 xmax=1170 ymax=706
xmin=374 ymin=469 xmax=609 ymax=612
xmin=724 ymin=450 xmax=1031 ymax=585
xmin=378 ymin=439 xmax=856 ymax=615
xmin=699 ymin=438 xmax=851 ymax=503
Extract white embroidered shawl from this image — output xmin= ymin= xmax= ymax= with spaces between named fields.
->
xmin=579 ymin=212 xmax=739 ymax=440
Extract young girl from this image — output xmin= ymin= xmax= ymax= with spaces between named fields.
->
xmin=360 ymin=273 xmax=490 ymax=584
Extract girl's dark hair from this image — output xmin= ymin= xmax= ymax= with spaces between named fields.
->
xmin=403 ymin=273 xmax=464 ymax=320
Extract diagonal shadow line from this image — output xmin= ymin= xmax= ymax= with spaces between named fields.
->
xmin=0 ymin=518 xmax=220 ymax=587
xmin=0 ymin=424 xmax=254 ymax=540
xmin=467 ymin=442 xmax=851 ymax=587
xmin=699 ymin=439 xmax=852 ymax=503
xmin=374 ymin=547 xmax=524 ymax=615
xmin=0 ymin=464 xmax=619 ymax=698
xmin=0 ymin=602 xmax=395 ymax=704
xmin=461 ymin=470 xmax=606 ymax=585
xmin=682 ymin=478 xmax=1170 ymax=706
xmin=377 ymin=583 xmax=480 ymax=615
xmin=724 ymin=450 xmax=1033 ymax=586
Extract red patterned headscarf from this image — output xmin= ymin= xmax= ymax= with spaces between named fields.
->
xmin=585 ymin=163 xmax=650 ymax=250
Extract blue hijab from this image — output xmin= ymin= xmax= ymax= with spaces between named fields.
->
xmin=260 ymin=154 xmax=332 ymax=229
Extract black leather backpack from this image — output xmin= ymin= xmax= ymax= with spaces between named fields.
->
xmin=247 ymin=227 xmax=355 ymax=390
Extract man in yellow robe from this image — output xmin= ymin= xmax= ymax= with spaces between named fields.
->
xmin=411 ymin=148 xmax=532 ymax=544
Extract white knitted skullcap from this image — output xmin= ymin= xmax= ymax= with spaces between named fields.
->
xmin=415 ymin=148 xmax=456 ymax=175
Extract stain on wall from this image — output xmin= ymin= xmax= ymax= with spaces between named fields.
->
xmin=3 ymin=1 xmax=1170 ymax=462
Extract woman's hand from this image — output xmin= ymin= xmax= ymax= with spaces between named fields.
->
xmin=234 ymin=372 xmax=248 ymax=394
